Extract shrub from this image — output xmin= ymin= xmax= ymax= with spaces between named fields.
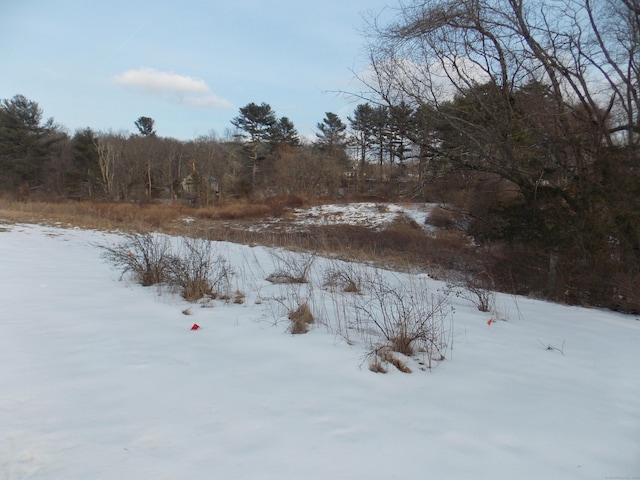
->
xmin=167 ymin=236 xmax=234 ymax=301
xmin=100 ymin=232 xmax=171 ymax=286
xmin=351 ymin=271 xmax=453 ymax=370
xmin=266 ymin=250 xmax=315 ymax=284
xmin=446 ymin=271 xmax=496 ymax=312
xmin=322 ymin=263 xmax=362 ymax=293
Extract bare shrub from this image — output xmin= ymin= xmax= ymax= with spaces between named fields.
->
xmin=322 ymin=262 xmax=362 ymax=293
xmin=266 ymin=250 xmax=315 ymax=284
xmin=167 ymin=237 xmax=233 ymax=301
xmin=446 ymin=271 xmax=496 ymax=312
xmin=288 ymin=302 xmax=315 ymax=334
xmin=351 ymin=271 xmax=453 ymax=370
xmin=100 ymin=232 xmax=171 ymax=286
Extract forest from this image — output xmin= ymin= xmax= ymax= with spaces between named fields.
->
xmin=1 ymin=0 xmax=639 ymax=313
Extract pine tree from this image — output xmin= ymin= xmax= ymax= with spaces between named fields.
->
xmin=315 ymin=112 xmax=348 ymax=159
xmin=0 ymin=94 xmax=64 ymax=192
xmin=134 ymin=116 xmax=156 ymax=137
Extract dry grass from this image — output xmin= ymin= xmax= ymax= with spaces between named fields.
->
xmin=196 ymin=203 xmax=271 ymax=221
xmin=379 ymin=348 xmax=412 ymax=373
xmin=0 ymin=197 xmax=304 ymax=232
xmin=428 ymin=206 xmax=461 ymax=230
xmin=0 ymin=197 xmax=475 ymax=282
xmin=322 ymin=265 xmax=362 ymax=293
xmin=368 ymin=347 xmax=412 ymax=373
xmin=0 ymin=198 xmax=191 ymax=232
xmin=233 ymin=291 xmax=246 ymax=304
xmin=288 ymin=302 xmax=314 ymax=334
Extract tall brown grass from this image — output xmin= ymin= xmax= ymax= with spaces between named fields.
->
xmin=0 ymin=196 xmax=476 ymax=281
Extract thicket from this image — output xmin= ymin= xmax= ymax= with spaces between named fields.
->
xmin=100 ymin=232 xmax=234 ymax=302
xmin=359 ymin=0 xmax=640 ymax=313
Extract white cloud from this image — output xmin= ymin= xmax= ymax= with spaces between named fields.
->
xmin=114 ymin=67 xmax=208 ymax=93
xmin=113 ymin=67 xmax=233 ymax=109
xmin=183 ymin=94 xmax=234 ymax=109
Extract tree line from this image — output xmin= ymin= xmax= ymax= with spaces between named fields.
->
xmin=0 ymin=95 xmax=436 ymax=203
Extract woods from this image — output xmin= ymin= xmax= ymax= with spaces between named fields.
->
xmin=359 ymin=0 xmax=640 ymax=311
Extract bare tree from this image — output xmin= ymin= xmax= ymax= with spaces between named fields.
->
xmin=361 ymin=0 xmax=640 ymax=310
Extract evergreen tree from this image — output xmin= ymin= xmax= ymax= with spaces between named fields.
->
xmin=315 ymin=112 xmax=348 ymax=159
xmin=349 ymin=104 xmax=376 ymax=169
xmin=388 ymin=101 xmax=414 ymax=165
xmin=231 ymin=102 xmax=277 ymax=145
xmin=134 ymin=116 xmax=156 ymax=137
xmin=0 ymin=94 xmax=64 ymax=192
xmin=231 ymin=102 xmax=278 ymax=185
xmin=370 ymin=106 xmax=389 ymax=168
xmin=66 ymin=128 xmax=101 ymax=198
xmin=270 ymin=116 xmax=300 ymax=148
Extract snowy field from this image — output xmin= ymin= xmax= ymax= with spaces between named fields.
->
xmin=243 ymin=202 xmax=440 ymax=232
xmin=1 ymin=222 xmax=639 ymax=479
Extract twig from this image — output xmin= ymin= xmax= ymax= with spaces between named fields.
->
xmin=537 ymin=339 xmax=565 ymax=355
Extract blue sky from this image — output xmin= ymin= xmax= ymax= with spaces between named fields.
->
xmin=0 ymin=0 xmax=394 ymax=141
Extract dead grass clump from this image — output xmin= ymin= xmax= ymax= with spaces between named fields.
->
xmin=431 ymin=229 xmax=470 ymax=250
xmin=379 ymin=348 xmax=412 ymax=373
xmin=376 ymin=219 xmax=428 ymax=252
xmin=196 ymin=203 xmax=271 ymax=221
xmin=233 ymin=290 xmax=246 ymax=304
xmin=390 ymin=335 xmax=414 ymax=357
xmin=428 ymin=206 xmax=460 ymax=230
xmin=368 ymin=347 xmax=411 ymax=373
xmin=368 ymin=358 xmax=388 ymax=374
xmin=322 ymin=265 xmax=362 ymax=293
xmin=266 ymin=271 xmax=308 ymax=284
xmin=264 ymin=194 xmax=306 ymax=216
xmin=288 ymin=302 xmax=314 ymax=334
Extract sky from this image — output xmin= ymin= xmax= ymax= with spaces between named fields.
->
xmin=0 ymin=0 xmax=394 ymax=141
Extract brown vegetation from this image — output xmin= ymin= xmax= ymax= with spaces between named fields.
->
xmin=0 ymin=195 xmax=476 ymax=279
xmin=288 ymin=302 xmax=315 ymax=334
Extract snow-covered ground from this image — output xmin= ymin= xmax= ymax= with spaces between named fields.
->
xmin=1 ymin=223 xmax=639 ymax=479
xmin=293 ymin=202 xmax=437 ymax=229
xmin=242 ymin=202 xmax=439 ymax=232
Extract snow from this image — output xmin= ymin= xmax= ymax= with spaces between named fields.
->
xmin=293 ymin=202 xmax=436 ymax=230
xmin=242 ymin=202 xmax=439 ymax=232
xmin=1 ymin=223 xmax=639 ymax=479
